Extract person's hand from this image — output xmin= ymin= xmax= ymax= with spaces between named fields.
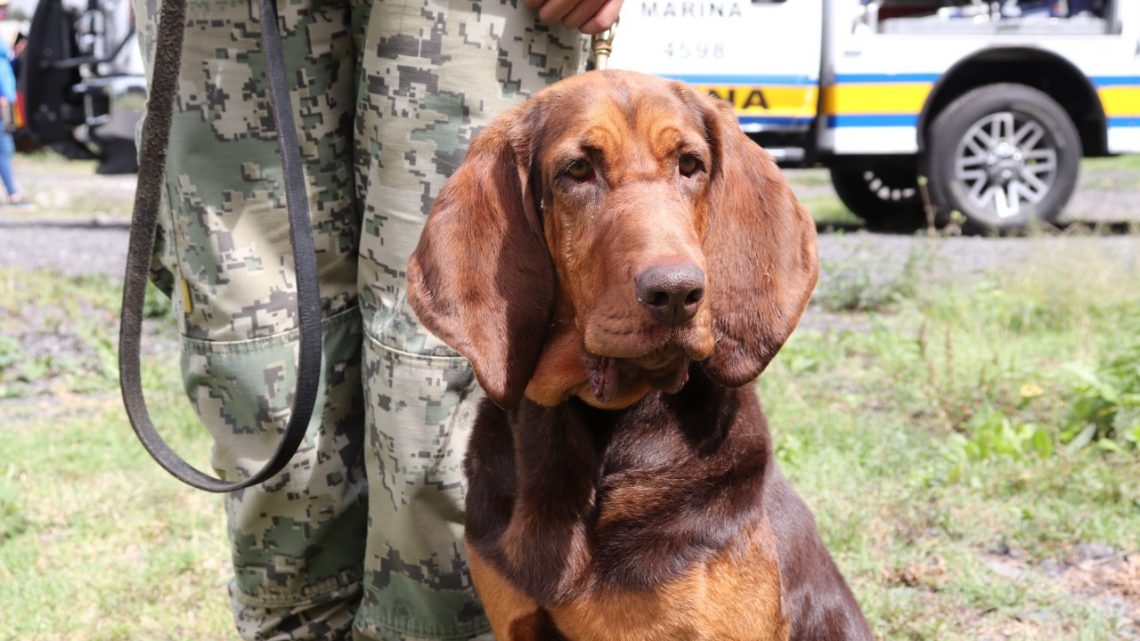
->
xmin=524 ymin=0 xmax=622 ymax=35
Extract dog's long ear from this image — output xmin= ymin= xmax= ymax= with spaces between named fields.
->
xmin=407 ymin=103 xmax=553 ymax=409
xmin=699 ymin=96 xmax=819 ymax=387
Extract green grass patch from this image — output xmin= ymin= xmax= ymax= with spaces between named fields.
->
xmin=7 ymin=152 xmax=136 ymax=219
xmin=0 ymin=267 xmax=232 ymax=640
xmin=762 ymin=235 xmax=1140 ymax=640
xmin=1082 ymin=153 xmax=1140 ymax=176
xmin=2 ymin=235 xmax=1138 ymax=639
xmin=0 ymin=269 xmax=171 ymax=398
xmin=787 ymin=168 xmax=865 ymax=227
xmin=13 ymin=149 xmax=100 ymax=175
xmin=0 ymin=393 xmax=232 ymax=640
xmin=801 ymin=193 xmax=865 ymax=227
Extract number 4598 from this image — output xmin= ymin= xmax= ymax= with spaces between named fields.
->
xmin=663 ymin=42 xmax=725 ymax=59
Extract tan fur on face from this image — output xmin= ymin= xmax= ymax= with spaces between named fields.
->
xmin=523 ymin=76 xmax=721 ymax=408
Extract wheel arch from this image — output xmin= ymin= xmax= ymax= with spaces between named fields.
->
xmin=917 ymin=47 xmax=1107 ymax=157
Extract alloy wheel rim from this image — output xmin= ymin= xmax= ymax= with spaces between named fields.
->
xmin=955 ymin=110 xmax=1058 ymax=220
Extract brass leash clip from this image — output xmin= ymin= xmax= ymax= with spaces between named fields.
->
xmin=591 ymin=20 xmax=618 ymax=71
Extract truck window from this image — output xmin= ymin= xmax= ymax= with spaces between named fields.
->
xmin=862 ymin=0 xmax=1119 ymax=35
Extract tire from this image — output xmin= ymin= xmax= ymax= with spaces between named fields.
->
xmin=829 ymin=159 xmax=924 ymax=232
xmin=921 ymin=84 xmax=1081 ymax=234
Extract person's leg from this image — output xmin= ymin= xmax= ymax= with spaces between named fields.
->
xmin=135 ymin=0 xmax=368 ymax=638
xmin=350 ymin=1 xmax=587 ymax=638
xmin=0 ymin=130 xmax=18 ymax=198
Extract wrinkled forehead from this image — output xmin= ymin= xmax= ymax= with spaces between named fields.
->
xmin=530 ymin=75 xmax=709 ymax=170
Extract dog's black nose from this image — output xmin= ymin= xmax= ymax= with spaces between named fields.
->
xmin=635 ymin=263 xmax=705 ymax=327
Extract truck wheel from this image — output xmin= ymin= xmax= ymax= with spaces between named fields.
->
xmin=922 ymin=84 xmax=1080 ymax=234
xmin=829 ymin=160 xmax=924 ymax=231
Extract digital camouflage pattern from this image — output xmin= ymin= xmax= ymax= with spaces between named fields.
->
xmin=135 ymin=0 xmax=587 ymax=637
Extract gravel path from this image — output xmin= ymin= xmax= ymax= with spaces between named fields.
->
xmin=816 ymin=231 xmax=1140 ymax=282
xmin=3 ymin=155 xmax=1139 ymax=292
xmin=0 ymin=219 xmax=133 ymax=278
xmin=4 ymin=151 xmax=1139 ymax=282
xmin=3 ymin=217 xmax=1137 ymax=290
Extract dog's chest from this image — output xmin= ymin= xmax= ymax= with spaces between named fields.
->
xmin=467 ymin=386 xmax=776 ymax=594
xmin=547 ymin=517 xmax=789 ymax=641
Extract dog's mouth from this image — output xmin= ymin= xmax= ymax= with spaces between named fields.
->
xmin=568 ymin=308 xmax=717 ymax=407
xmin=584 ymin=345 xmax=694 ymax=405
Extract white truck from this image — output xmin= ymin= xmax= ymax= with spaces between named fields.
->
xmin=610 ymin=0 xmax=1140 ymax=232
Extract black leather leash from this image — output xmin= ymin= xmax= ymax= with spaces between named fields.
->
xmin=119 ymin=0 xmax=322 ymax=492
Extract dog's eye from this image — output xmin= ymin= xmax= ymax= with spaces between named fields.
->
xmin=679 ymin=154 xmax=702 ymax=177
xmin=566 ymin=159 xmax=593 ymax=181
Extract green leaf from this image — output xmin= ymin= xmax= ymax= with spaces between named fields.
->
xmin=1066 ymin=424 xmax=1098 ymax=453
xmin=1030 ymin=427 xmax=1053 ymax=458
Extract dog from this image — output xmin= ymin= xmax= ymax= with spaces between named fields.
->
xmin=407 ymin=70 xmax=873 ymax=641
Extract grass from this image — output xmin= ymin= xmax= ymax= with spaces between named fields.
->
xmin=761 ymin=236 xmax=1140 ymax=640
xmin=786 ymin=168 xmax=867 ymax=227
xmin=800 ymin=191 xmax=865 ymax=227
xmin=3 ymin=235 xmax=1137 ymax=640
xmin=0 ymin=268 xmax=233 ymax=640
xmin=1083 ymin=153 xmax=1140 ymax=175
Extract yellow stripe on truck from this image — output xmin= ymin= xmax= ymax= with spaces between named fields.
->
xmin=1098 ymin=86 xmax=1140 ymax=117
xmin=823 ymin=83 xmax=933 ymax=116
xmin=696 ymin=85 xmax=819 ymax=117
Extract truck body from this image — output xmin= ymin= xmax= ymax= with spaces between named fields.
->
xmin=610 ymin=0 xmax=1140 ymax=231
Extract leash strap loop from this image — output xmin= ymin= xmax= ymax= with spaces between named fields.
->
xmin=119 ymin=0 xmax=322 ymax=492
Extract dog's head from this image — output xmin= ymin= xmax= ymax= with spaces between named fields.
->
xmin=408 ymin=71 xmax=818 ymax=410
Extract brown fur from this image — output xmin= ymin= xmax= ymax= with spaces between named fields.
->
xmin=548 ymin=516 xmax=788 ymax=641
xmin=408 ymin=71 xmax=872 ymax=641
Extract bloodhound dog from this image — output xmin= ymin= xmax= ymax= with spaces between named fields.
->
xmin=408 ymin=70 xmax=873 ymax=641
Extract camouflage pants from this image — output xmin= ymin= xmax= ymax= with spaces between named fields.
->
xmin=135 ymin=0 xmax=586 ymax=638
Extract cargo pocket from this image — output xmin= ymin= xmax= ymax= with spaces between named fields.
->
xmin=181 ymin=307 xmax=369 ymax=606
xmin=353 ymin=332 xmax=491 ymax=640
